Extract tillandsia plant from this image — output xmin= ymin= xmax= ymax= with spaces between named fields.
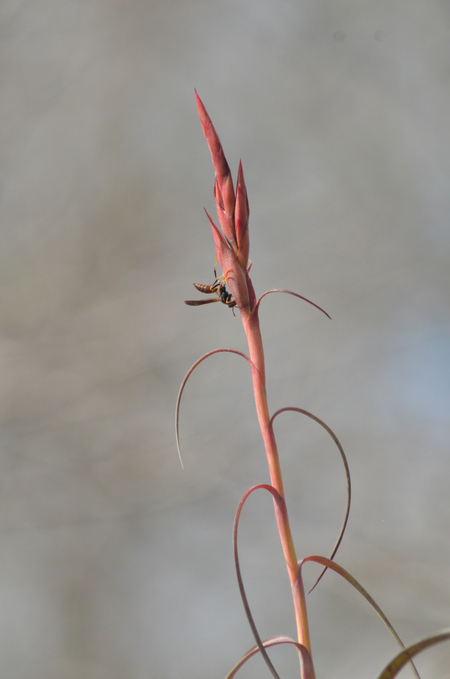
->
xmin=176 ymin=92 xmax=450 ymax=679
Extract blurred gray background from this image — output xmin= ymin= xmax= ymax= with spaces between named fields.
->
xmin=1 ymin=1 xmax=450 ymax=678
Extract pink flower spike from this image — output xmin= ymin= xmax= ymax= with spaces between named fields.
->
xmin=235 ymin=161 xmax=250 ymax=268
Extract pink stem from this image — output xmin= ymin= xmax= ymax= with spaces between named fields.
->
xmin=242 ymin=309 xmax=313 ymax=656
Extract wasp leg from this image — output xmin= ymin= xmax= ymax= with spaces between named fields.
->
xmin=213 ymin=267 xmax=232 ymax=287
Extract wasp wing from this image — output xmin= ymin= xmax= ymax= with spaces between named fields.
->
xmin=184 ymin=299 xmax=221 ymax=306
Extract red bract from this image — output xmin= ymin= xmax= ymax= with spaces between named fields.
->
xmin=195 ymin=90 xmax=253 ymax=315
xmin=235 ymin=161 xmax=250 ymax=268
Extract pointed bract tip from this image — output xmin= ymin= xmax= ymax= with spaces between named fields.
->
xmin=235 ymin=161 xmax=250 ymax=267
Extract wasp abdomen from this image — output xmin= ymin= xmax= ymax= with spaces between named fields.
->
xmin=193 ymin=283 xmax=217 ymax=294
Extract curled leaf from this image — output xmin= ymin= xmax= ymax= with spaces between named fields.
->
xmin=270 ymin=408 xmax=351 ymax=591
xmin=225 ymin=636 xmax=314 ymax=679
xmin=253 ymin=289 xmax=331 ymax=320
xmin=232 ymin=485 xmax=317 ymax=678
xmin=376 ymin=630 xmax=450 ymax=679
xmin=233 ymin=484 xmax=287 ymax=679
xmin=175 ymin=348 xmax=251 ymax=467
xmin=299 ymin=556 xmax=420 ymax=679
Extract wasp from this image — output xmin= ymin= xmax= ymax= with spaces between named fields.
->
xmin=184 ymin=259 xmax=237 ymax=315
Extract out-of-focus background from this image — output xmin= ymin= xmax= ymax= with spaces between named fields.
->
xmin=1 ymin=1 xmax=449 ymax=678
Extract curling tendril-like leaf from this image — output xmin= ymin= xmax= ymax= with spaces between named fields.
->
xmin=270 ymin=408 xmax=351 ymax=592
xmin=175 ymin=348 xmax=252 ymax=468
xmin=299 ymin=556 xmax=420 ymax=679
xmin=253 ymin=289 xmax=331 ymax=320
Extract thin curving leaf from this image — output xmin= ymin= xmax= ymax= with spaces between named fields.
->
xmin=376 ymin=629 xmax=450 ymax=679
xmin=233 ymin=484 xmax=287 ymax=679
xmin=270 ymin=408 xmax=351 ymax=592
xmin=299 ymin=556 xmax=421 ymax=679
xmin=254 ymin=289 xmax=331 ymax=320
xmin=225 ymin=636 xmax=315 ymax=679
xmin=175 ymin=348 xmax=251 ymax=468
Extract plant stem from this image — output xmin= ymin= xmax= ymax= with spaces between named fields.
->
xmin=242 ymin=310 xmax=313 ymax=656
